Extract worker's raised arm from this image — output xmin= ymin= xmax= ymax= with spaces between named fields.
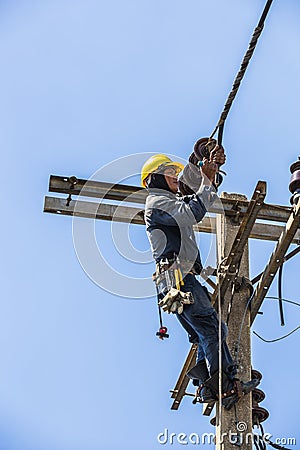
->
xmin=145 ymin=192 xmax=207 ymax=227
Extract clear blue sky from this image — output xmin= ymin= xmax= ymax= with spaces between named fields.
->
xmin=1 ymin=1 xmax=300 ymax=449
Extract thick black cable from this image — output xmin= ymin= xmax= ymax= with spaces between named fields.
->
xmin=264 ymin=438 xmax=292 ymax=450
xmin=282 ymin=244 xmax=300 ymax=261
xmin=211 ymin=0 xmax=274 ymax=145
xmin=259 ymin=423 xmax=292 ymax=450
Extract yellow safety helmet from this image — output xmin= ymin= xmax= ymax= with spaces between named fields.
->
xmin=141 ymin=154 xmax=184 ymax=187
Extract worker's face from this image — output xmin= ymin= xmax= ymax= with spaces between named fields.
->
xmin=164 ymin=167 xmax=179 ymax=193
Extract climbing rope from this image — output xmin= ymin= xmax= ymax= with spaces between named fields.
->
xmin=209 ymin=0 xmax=274 ymax=146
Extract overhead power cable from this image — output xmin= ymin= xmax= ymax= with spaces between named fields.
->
xmin=258 ymin=423 xmax=293 ymax=450
xmin=235 ymin=295 xmax=300 ymax=361
xmin=209 ymin=0 xmax=274 ymax=145
xmin=253 ymin=326 xmax=300 ymax=343
xmin=266 ymin=296 xmax=300 ymax=308
xmin=253 ymin=296 xmax=300 ymax=343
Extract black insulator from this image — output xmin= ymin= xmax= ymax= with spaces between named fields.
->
xmin=252 ymin=388 xmax=265 ymax=404
xmin=289 ymin=157 xmax=300 ymax=194
xmin=251 ymin=369 xmax=269 ymax=426
xmin=193 ymin=137 xmax=214 ymax=161
xmin=251 ymin=369 xmax=263 ymax=382
xmin=252 ymin=406 xmax=269 ymax=424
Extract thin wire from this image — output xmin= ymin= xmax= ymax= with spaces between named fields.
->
xmin=226 ymin=259 xmax=242 ymax=325
xmin=252 ymin=296 xmax=300 ymax=343
xmin=266 ymin=296 xmax=300 ymax=308
xmin=234 ymin=295 xmax=252 ymax=365
xmin=235 ymin=295 xmax=300 ymax=362
xmin=253 ymin=326 xmax=300 ymax=343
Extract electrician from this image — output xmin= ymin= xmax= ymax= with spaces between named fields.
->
xmin=141 ymin=141 xmax=259 ymax=408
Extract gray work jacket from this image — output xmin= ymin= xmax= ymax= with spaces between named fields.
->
xmin=144 ymin=185 xmax=217 ymax=272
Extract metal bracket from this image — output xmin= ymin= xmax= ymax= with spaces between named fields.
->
xmin=234 ymin=276 xmax=254 ymax=296
xmin=65 ymin=176 xmax=78 ymax=207
xmin=230 ymin=201 xmax=242 ymax=225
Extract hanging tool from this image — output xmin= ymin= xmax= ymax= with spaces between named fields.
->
xmin=155 ymin=283 xmax=169 ymax=340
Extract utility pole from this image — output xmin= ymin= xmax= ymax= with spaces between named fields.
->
xmin=44 ymin=167 xmax=300 ymax=450
xmin=215 ymin=192 xmax=252 ymax=449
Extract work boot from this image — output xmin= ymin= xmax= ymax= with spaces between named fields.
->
xmin=186 ymin=360 xmax=209 ymax=381
xmin=187 ymin=361 xmax=217 ymax=404
xmin=204 ymin=371 xmax=235 ymax=399
xmin=222 ymin=377 xmax=261 ymax=410
xmin=198 ymin=385 xmax=217 ymax=403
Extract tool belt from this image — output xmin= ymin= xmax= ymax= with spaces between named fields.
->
xmin=153 ymin=257 xmax=194 ymax=315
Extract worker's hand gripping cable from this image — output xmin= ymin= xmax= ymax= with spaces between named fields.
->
xmin=154 ymin=257 xmax=194 ymax=315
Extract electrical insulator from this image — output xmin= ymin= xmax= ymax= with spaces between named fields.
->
xmin=289 ymin=156 xmax=300 ymax=204
xmin=251 ymin=369 xmax=269 ymax=426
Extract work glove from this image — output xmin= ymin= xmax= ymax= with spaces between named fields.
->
xmin=159 ymin=288 xmax=194 ymax=314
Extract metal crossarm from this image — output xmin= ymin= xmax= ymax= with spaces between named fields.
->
xmin=47 ymin=175 xmax=294 ymax=224
xmin=43 ymin=195 xmax=300 ymax=244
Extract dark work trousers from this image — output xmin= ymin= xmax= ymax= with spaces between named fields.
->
xmin=176 ymin=274 xmax=235 ymax=379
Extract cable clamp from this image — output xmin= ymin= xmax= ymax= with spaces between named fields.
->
xmin=234 ymin=276 xmax=254 ymax=296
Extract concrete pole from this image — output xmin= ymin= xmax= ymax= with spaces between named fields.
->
xmin=215 ymin=192 xmax=253 ymax=450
